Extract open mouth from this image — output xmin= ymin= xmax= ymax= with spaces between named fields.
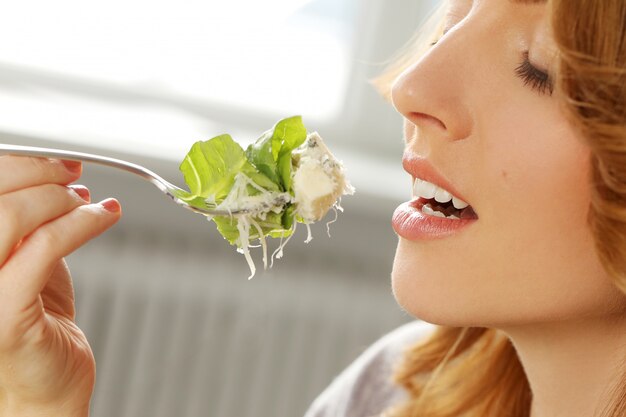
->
xmin=415 ymin=197 xmax=478 ymax=220
xmin=413 ymin=178 xmax=478 ymax=220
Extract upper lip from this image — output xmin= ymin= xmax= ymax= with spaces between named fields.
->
xmin=402 ymin=153 xmax=472 ymax=205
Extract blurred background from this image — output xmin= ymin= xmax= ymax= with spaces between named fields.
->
xmin=0 ymin=0 xmax=439 ymax=415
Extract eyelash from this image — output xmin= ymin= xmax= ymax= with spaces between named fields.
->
xmin=429 ymin=39 xmax=554 ymax=97
xmin=514 ymin=51 xmax=553 ymax=96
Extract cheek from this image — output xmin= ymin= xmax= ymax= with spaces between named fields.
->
xmin=481 ymin=121 xmax=622 ymax=320
xmin=484 ymin=116 xmax=591 ymax=239
xmin=483 ymin=109 xmax=593 ymax=259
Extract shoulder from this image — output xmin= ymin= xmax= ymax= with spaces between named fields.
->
xmin=303 ymin=320 xmax=436 ymax=417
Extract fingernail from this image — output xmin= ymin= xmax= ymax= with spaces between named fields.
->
xmin=62 ymin=160 xmax=82 ymax=174
xmin=69 ymin=185 xmax=91 ymax=202
xmin=100 ymin=198 xmax=121 ymax=213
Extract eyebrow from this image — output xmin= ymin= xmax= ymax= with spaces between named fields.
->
xmin=509 ymin=0 xmax=546 ymax=4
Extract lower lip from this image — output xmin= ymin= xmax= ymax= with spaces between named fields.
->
xmin=392 ymin=199 xmax=478 ymax=240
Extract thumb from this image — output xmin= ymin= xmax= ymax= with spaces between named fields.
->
xmin=41 ymin=260 xmax=77 ymax=320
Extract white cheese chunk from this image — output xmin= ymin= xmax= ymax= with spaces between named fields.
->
xmin=292 ymin=132 xmax=354 ymax=222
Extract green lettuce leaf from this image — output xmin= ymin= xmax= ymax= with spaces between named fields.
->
xmin=245 ymin=116 xmax=307 ymax=193
xmin=178 ymin=134 xmax=278 ymax=203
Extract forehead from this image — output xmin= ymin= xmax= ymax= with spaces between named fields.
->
xmin=448 ymin=0 xmax=548 ymax=12
xmin=446 ymin=0 xmax=555 ymax=48
xmin=447 ymin=0 xmax=549 ymax=23
xmin=450 ymin=0 xmax=547 ymax=7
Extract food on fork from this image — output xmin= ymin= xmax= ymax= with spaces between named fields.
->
xmin=178 ymin=116 xmax=354 ymax=278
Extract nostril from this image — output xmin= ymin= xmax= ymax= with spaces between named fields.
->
xmin=409 ymin=112 xmax=447 ymax=131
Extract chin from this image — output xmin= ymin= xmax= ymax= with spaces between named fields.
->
xmin=391 ymin=238 xmax=492 ymax=328
xmin=391 ymin=251 xmax=461 ymax=327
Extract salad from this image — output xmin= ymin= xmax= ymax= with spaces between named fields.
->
xmin=178 ymin=116 xmax=354 ymax=278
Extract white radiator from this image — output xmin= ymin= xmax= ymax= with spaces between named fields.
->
xmin=68 ymin=227 xmax=409 ymax=417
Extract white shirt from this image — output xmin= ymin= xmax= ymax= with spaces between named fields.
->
xmin=303 ymin=320 xmax=436 ymax=417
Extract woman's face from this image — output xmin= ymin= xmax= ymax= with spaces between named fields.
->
xmin=390 ymin=0 xmax=626 ymax=328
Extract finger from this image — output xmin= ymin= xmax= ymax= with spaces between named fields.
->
xmin=0 ymin=184 xmax=90 ymax=266
xmin=1 ymin=199 xmax=121 ymax=311
xmin=0 ymin=156 xmax=82 ymax=195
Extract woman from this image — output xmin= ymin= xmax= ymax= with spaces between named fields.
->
xmin=1 ymin=0 xmax=625 ymax=416
xmin=308 ymin=0 xmax=626 ymax=416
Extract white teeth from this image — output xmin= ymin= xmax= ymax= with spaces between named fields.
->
xmin=413 ymin=179 xmax=437 ymax=199
xmin=422 ymin=203 xmax=460 ymax=220
xmin=422 ymin=203 xmax=435 ymax=216
xmin=413 ymin=178 xmax=470 ymax=210
xmin=434 ymin=188 xmax=452 ymax=203
xmin=452 ymin=196 xmax=469 ymax=210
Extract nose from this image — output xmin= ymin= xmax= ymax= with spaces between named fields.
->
xmin=391 ymin=32 xmax=474 ymax=142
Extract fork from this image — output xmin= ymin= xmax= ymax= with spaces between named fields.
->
xmin=0 ymin=144 xmax=244 ymax=217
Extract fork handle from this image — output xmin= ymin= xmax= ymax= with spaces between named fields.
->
xmin=0 ymin=144 xmax=175 ymax=193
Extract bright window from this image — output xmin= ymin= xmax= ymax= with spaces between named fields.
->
xmin=0 ymin=0 xmax=356 ymax=120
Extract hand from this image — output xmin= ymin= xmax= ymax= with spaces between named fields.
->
xmin=0 ymin=156 xmax=121 ymax=417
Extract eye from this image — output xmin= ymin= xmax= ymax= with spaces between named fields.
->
xmin=514 ymin=51 xmax=554 ymax=96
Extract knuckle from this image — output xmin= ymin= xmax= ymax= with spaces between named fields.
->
xmin=32 ymin=225 xmax=60 ymax=255
xmin=1 ymin=156 xmax=48 ymax=179
xmin=26 ymin=156 xmax=49 ymax=178
xmin=0 ymin=197 xmax=15 ymax=220
xmin=40 ymin=182 xmax=63 ymax=195
xmin=22 ymin=157 xmax=69 ymax=184
xmin=0 ymin=198 xmax=21 ymax=242
xmin=42 ymin=184 xmax=84 ymax=207
xmin=46 ymin=182 xmax=72 ymax=198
